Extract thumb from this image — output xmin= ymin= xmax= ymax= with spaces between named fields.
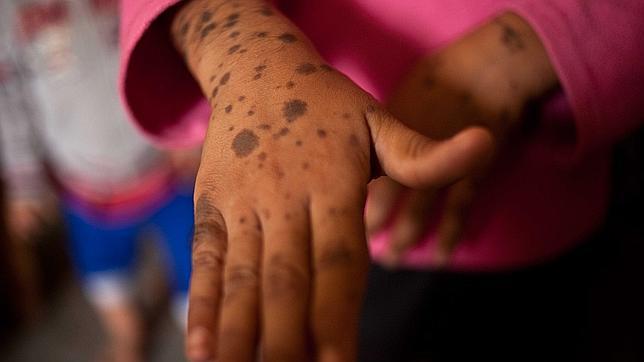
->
xmin=366 ymin=109 xmax=495 ymax=189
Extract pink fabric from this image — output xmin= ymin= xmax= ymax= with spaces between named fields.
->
xmin=120 ymin=0 xmax=644 ymax=270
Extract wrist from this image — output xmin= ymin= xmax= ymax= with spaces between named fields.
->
xmin=171 ymin=0 xmax=325 ymax=103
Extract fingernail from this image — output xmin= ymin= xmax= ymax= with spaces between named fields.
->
xmin=187 ymin=327 xmax=213 ymax=362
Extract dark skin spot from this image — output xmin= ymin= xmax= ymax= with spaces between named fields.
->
xmin=295 ymin=140 xmax=302 ymax=146
xmin=209 ymin=75 xmax=216 ymax=83
xmin=239 ymin=49 xmax=247 ymax=54
xmin=422 ymin=76 xmax=435 ymax=89
xmin=283 ymin=99 xmax=308 ymax=122
xmin=320 ymin=64 xmax=334 ymax=71
xmin=229 ymin=31 xmax=240 ymax=38
xmin=277 ymin=33 xmax=297 ymax=43
xmin=302 ymin=162 xmax=309 ymax=170
xmin=211 ymin=86 xmax=219 ymax=99
xmin=239 ymin=217 xmax=246 ymax=224
xmin=342 ymin=112 xmax=351 ymax=119
xmin=253 ymin=73 xmax=262 ymax=80
xmin=228 ymin=44 xmax=241 ymax=54
xmin=200 ymin=23 xmax=217 ymax=39
xmin=258 ymin=152 xmax=267 ymax=161
xmin=349 ymin=133 xmax=360 ymax=147
xmin=284 ymin=193 xmax=291 ymax=200
xmin=231 ymin=129 xmax=259 ymax=158
xmin=180 ymin=22 xmax=190 ymax=36
xmin=328 ymin=207 xmax=337 ymax=216
xmin=273 ymin=127 xmax=290 ymax=139
xmin=255 ymin=31 xmax=268 ymax=38
xmin=366 ymin=105 xmax=376 ymax=113
xmin=200 ymin=11 xmax=213 ymax=23
xmin=499 ymin=22 xmax=524 ymax=52
xmin=284 ymin=212 xmax=291 ymax=220
xmin=296 ymin=63 xmax=317 ymax=75
xmin=219 ymin=72 xmax=230 ymax=85
xmin=286 ymin=81 xmax=295 ymax=89
xmin=258 ymin=163 xmax=264 ymax=169
xmin=227 ymin=13 xmax=240 ymax=22
xmin=223 ymin=20 xmax=238 ymax=29
xmin=257 ymin=124 xmax=271 ymax=130
xmin=228 ymin=126 xmax=234 ymax=131
xmin=260 ymin=6 xmax=274 ymax=16
xmin=248 ymin=110 xmax=256 ymax=116
xmin=255 ymin=65 xmax=267 ymax=72
xmin=317 ymin=129 xmax=327 ymax=138
xmin=225 ymin=104 xmax=233 ymax=113
xmin=238 ymin=95 xmax=246 ymax=101
xmin=218 ymin=62 xmax=224 ymax=68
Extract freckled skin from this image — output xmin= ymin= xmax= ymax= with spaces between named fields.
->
xmin=200 ymin=11 xmax=213 ymax=23
xmin=228 ymin=126 xmax=234 ymax=131
xmin=302 ymin=162 xmax=310 ymax=170
xmin=248 ymin=110 xmax=256 ymax=116
xmin=258 ymin=152 xmax=267 ymax=161
xmin=231 ymin=129 xmax=259 ymax=158
xmin=499 ymin=21 xmax=524 ymax=52
xmin=238 ymin=96 xmax=246 ymax=101
xmin=229 ymin=31 xmax=240 ymax=38
xmin=219 ymin=72 xmax=231 ymax=85
xmin=342 ymin=113 xmax=351 ymax=120
xmin=273 ymin=127 xmax=290 ymax=139
xmin=211 ymin=86 xmax=219 ymax=99
xmin=225 ymin=104 xmax=233 ymax=113
xmin=277 ymin=33 xmax=297 ymax=43
xmin=260 ymin=6 xmax=274 ymax=16
xmin=200 ymin=23 xmax=217 ymax=39
xmin=255 ymin=65 xmax=267 ymax=72
xmin=253 ymin=74 xmax=262 ymax=80
xmin=320 ymin=64 xmax=334 ymax=71
xmin=286 ymin=81 xmax=295 ymax=89
xmin=295 ymin=140 xmax=302 ymax=146
xmin=296 ymin=63 xmax=317 ymax=75
xmin=283 ymin=99 xmax=308 ymax=122
xmin=255 ymin=31 xmax=268 ymax=38
xmin=257 ymin=124 xmax=271 ymax=130
xmin=228 ymin=44 xmax=241 ymax=54
xmin=317 ymin=129 xmax=327 ymax=138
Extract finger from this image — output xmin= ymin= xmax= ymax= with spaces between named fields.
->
xmin=261 ymin=202 xmax=311 ymax=361
xmin=186 ymin=194 xmax=227 ymax=362
xmin=433 ymin=179 xmax=476 ymax=267
xmin=366 ymin=108 xmax=495 ymax=189
xmin=365 ymin=177 xmax=403 ymax=237
xmin=216 ymin=210 xmax=262 ymax=362
xmin=311 ymin=190 xmax=370 ymax=362
xmin=382 ymin=188 xmax=436 ymax=268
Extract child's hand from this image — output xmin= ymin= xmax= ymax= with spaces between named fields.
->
xmin=173 ymin=1 xmax=493 ymax=361
xmin=366 ymin=12 xmax=558 ymax=267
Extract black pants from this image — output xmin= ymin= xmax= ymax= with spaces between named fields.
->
xmin=358 ymin=232 xmax=635 ymax=362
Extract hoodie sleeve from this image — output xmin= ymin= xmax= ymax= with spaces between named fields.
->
xmin=505 ymin=0 xmax=644 ymax=159
xmin=119 ymin=0 xmax=279 ymax=148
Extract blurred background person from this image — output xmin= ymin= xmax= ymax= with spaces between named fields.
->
xmin=0 ymin=0 xmax=197 ymax=361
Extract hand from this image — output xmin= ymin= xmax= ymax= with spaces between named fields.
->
xmin=366 ymin=12 xmax=558 ymax=267
xmin=173 ymin=1 xmax=493 ymax=361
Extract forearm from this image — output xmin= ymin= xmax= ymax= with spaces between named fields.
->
xmin=171 ymin=0 xmax=326 ymax=105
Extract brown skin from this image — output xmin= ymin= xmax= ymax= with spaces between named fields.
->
xmin=172 ymin=1 xmax=495 ymax=361
xmin=365 ymin=12 xmax=559 ymax=267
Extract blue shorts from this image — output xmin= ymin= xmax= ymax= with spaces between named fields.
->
xmin=62 ymin=187 xmax=193 ymax=297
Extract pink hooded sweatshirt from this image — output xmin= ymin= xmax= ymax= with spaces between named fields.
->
xmin=120 ymin=0 xmax=644 ymax=271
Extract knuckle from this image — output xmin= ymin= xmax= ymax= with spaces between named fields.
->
xmin=223 ymin=264 xmax=259 ymax=301
xmin=315 ymin=241 xmax=364 ymax=272
xmin=264 ymin=255 xmax=308 ymax=299
xmin=192 ymin=249 xmax=225 ymax=272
